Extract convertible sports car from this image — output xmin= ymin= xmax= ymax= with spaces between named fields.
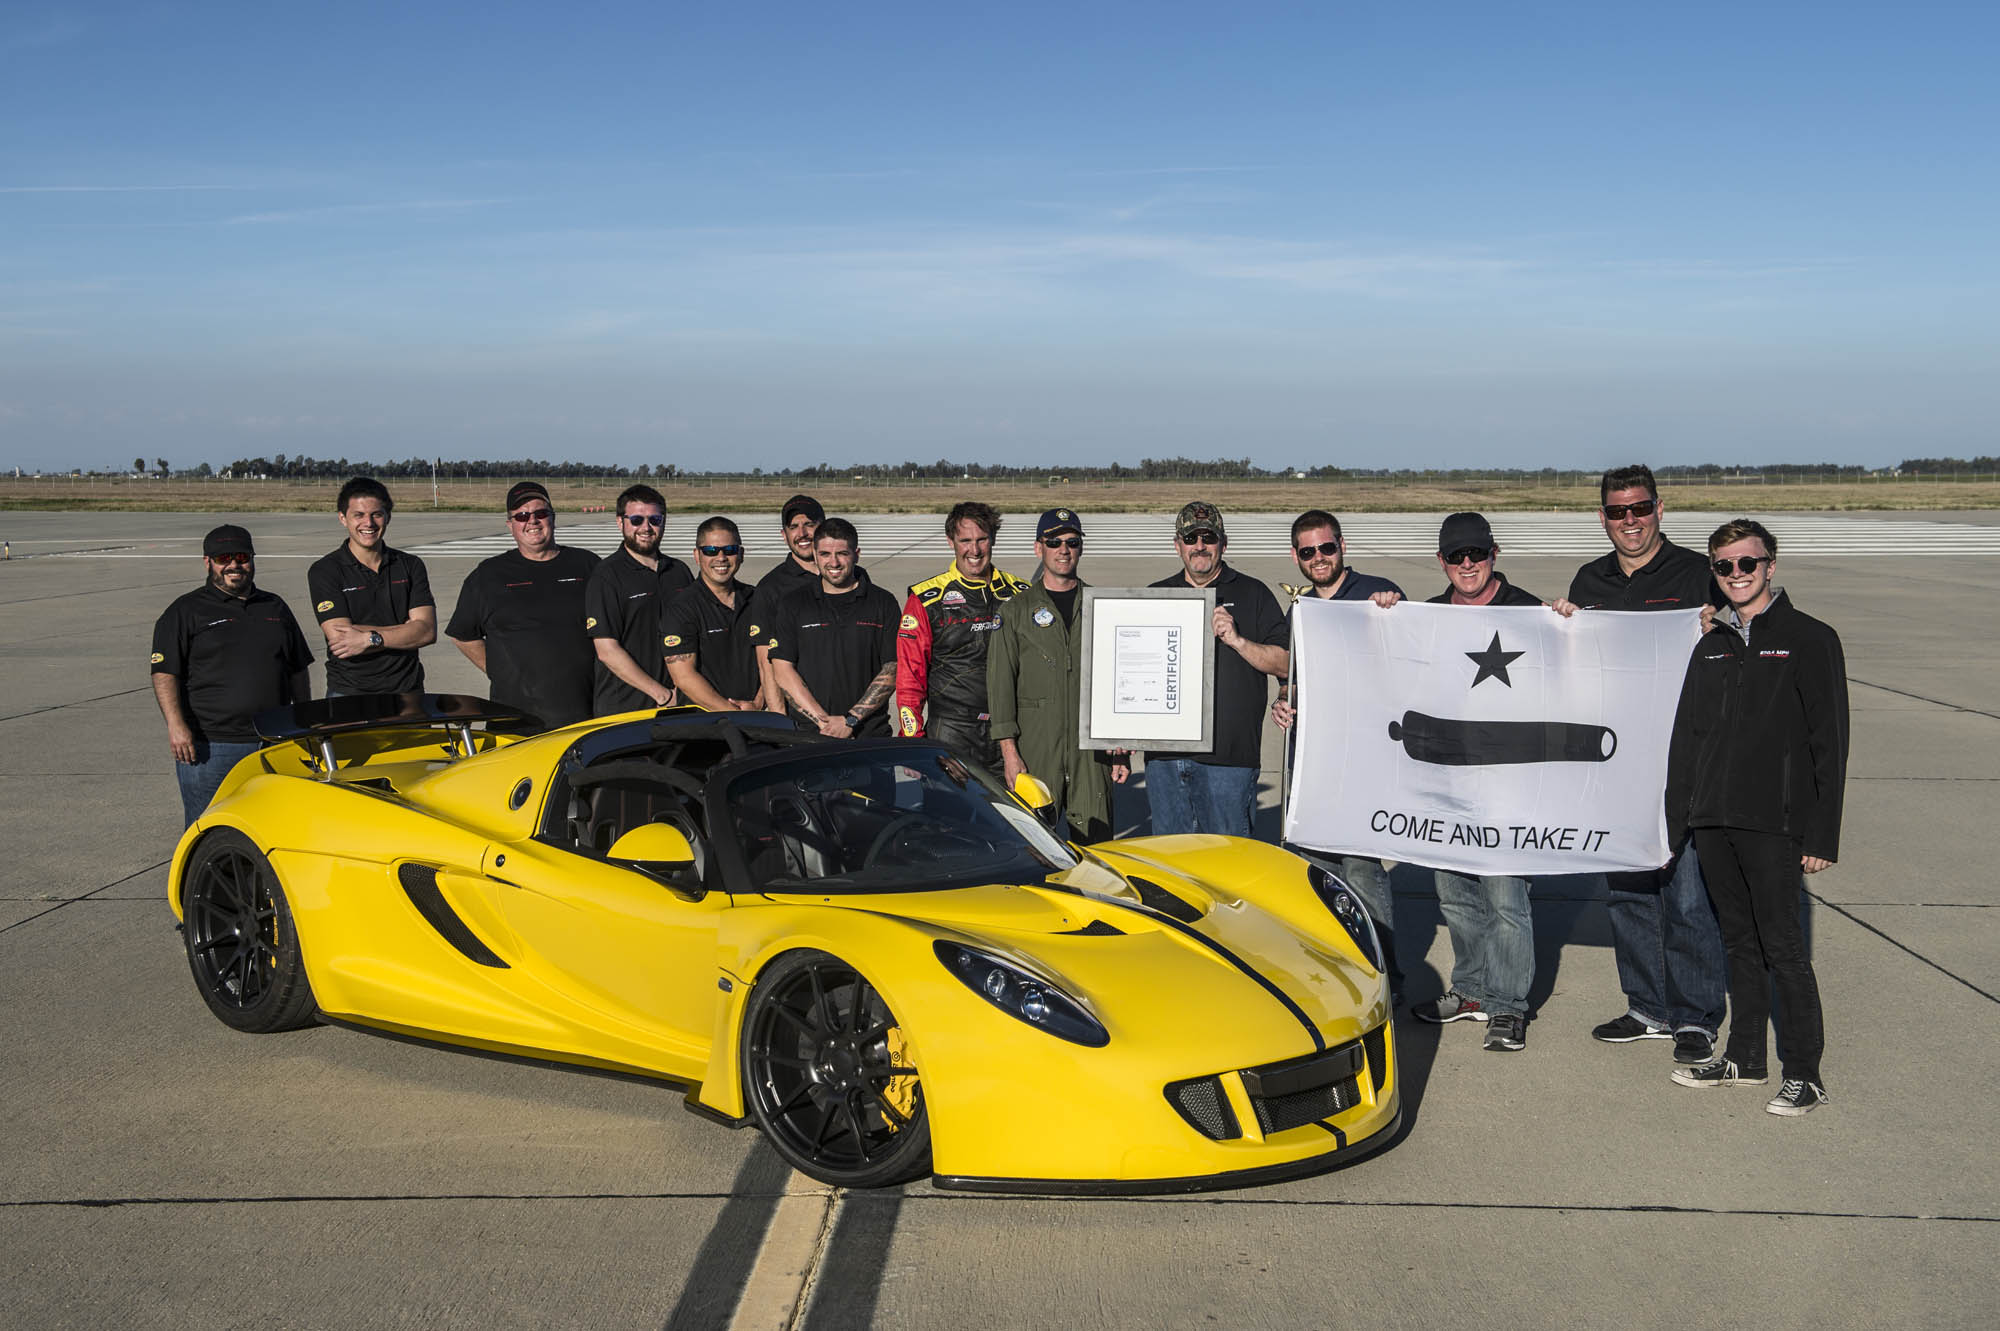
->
xmin=169 ymin=694 xmax=1401 ymax=1192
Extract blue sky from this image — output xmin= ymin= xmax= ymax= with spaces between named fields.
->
xmin=3 ymin=2 xmax=1995 ymax=472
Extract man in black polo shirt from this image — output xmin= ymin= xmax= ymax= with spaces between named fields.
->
xmin=151 ymin=524 xmax=314 ymax=826
xmin=762 ymin=518 xmax=900 ymax=737
xmin=1569 ymin=464 xmax=1729 ymax=1064
xmin=306 ymin=476 xmax=435 ymax=697
xmin=1271 ymin=509 xmax=1407 ymax=994
xmin=1145 ymin=501 xmax=1290 ymax=837
xmin=446 ymin=481 xmax=601 ymax=730
xmin=664 ymin=515 xmax=762 ymax=711
xmin=754 ymin=494 xmax=838 ymax=711
xmin=584 ymin=483 xmax=693 ymax=716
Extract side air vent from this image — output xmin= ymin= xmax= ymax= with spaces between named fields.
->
xmin=1363 ymin=1023 xmax=1388 ymax=1096
xmin=1058 ymin=920 xmax=1124 ymax=936
xmin=396 ymin=863 xmax=509 ymax=969
xmin=1126 ymin=876 xmax=1202 ymax=923
xmin=1164 ymin=1075 xmax=1241 ymax=1141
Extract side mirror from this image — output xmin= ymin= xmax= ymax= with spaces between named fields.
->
xmin=607 ymin=823 xmax=695 ymax=870
xmin=1012 ymin=773 xmax=1055 ymax=811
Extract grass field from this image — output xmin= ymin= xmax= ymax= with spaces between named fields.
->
xmin=4 ymin=473 xmax=1998 ymax=514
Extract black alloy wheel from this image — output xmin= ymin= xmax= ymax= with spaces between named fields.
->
xmin=181 ymin=828 xmax=317 ymax=1033
xmin=742 ymin=950 xmax=930 ymax=1188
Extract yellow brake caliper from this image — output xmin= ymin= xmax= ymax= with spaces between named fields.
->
xmin=879 ymin=1026 xmax=919 ymax=1131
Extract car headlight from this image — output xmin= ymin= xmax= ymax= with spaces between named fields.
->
xmin=1307 ymin=863 xmax=1382 ymax=970
xmin=933 ymin=942 xmax=1109 ymax=1047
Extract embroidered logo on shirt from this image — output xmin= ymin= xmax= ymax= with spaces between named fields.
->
xmin=900 ymin=706 xmax=920 ymax=735
xmin=316 ymin=600 xmax=335 ymax=612
xmin=1033 ymin=607 xmax=1055 ymax=627
xmin=941 ymin=590 xmax=966 ymax=606
xmin=149 ymin=652 xmax=164 ymax=663
xmin=663 ymin=634 xmax=683 ymax=647
xmin=586 ymin=617 xmax=598 ymax=629
xmin=747 ymin=624 xmax=761 ymax=637
xmin=900 ymin=613 xmax=920 ymax=631
xmin=1759 ymin=649 xmax=1791 ymax=658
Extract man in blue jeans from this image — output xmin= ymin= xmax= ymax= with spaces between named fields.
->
xmin=1402 ymin=513 xmax=1546 ymax=1052
xmin=1144 ymin=501 xmax=1290 ymax=836
xmin=1568 ymin=464 xmax=1728 ymax=1064
xmin=151 ymin=525 xmax=314 ymax=826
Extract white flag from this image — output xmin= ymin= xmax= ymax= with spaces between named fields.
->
xmin=1284 ymin=600 xmax=1701 ymax=876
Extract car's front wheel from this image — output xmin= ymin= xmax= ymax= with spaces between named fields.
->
xmin=742 ymin=950 xmax=930 ymax=1188
xmin=181 ymin=828 xmax=317 ymax=1033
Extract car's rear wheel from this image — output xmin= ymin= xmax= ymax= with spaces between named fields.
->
xmin=182 ymin=828 xmax=317 ymax=1033
xmin=742 ymin=950 xmax=930 ymax=1188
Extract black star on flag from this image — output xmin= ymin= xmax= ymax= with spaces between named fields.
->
xmin=1465 ymin=632 xmax=1525 ymax=688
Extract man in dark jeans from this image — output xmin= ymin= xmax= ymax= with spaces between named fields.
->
xmin=1569 ymin=463 xmax=1730 ymax=1065
xmin=1667 ymin=519 xmax=1846 ymax=1116
xmin=151 ymin=525 xmax=314 ymax=826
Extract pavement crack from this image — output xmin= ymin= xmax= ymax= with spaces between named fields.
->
xmin=0 ymin=860 xmax=168 ymax=935
xmin=1807 ymin=889 xmax=1998 ymax=1004
xmin=1848 ymin=678 xmax=2000 ymax=721
xmin=0 ymin=685 xmax=153 ymax=724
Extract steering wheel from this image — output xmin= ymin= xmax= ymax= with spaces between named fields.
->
xmin=860 ymin=811 xmax=987 ymax=869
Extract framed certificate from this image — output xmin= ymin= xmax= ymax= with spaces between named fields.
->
xmin=1077 ymin=587 xmax=1216 ymax=751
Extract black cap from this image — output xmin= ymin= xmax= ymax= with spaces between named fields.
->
xmin=1437 ymin=512 xmax=1495 ymax=554
xmin=1036 ymin=507 xmax=1085 ymax=541
xmin=202 ymin=524 xmax=254 ymax=558
xmin=504 ymin=481 xmax=551 ymax=513
xmin=781 ymin=494 xmax=825 ymax=528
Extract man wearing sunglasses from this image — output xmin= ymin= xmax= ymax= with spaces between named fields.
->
xmin=1269 ymin=509 xmax=1406 ymax=995
xmin=663 ymin=516 xmax=763 ymax=712
xmin=895 ymin=501 xmax=1031 ymax=775
xmin=306 ymin=477 xmax=436 ymax=698
xmin=988 ymin=509 xmax=1130 ymax=842
xmin=1144 ymin=500 xmax=1290 ymax=837
xmin=1666 ymin=519 xmax=1846 ymax=1116
xmin=446 ymin=481 xmax=602 ymax=729
xmin=151 ymin=525 xmax=315 ymax=826
xmin=1569 ymin=464 xmax=1729 ymax=1064
xmin=584 ymin=483 xmax=693 ymax=716
xmin=1398 ymin=512 xmax=1549 ymax=1051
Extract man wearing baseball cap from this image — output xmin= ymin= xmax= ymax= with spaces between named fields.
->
xmin=988 ymin=509 xmax=1129 ymax=840
xmin=1145 ymin=500 xmax=1290 ymax=836
xmin=150 ymin=525 xmax=315 ymax=825
xmin=446 ymin=482 xmax=602 ymax=729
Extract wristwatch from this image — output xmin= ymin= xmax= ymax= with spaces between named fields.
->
xmin=843 ymin=711 xmax=862 ymax=729
xmin=367 ymin=630 xmax=383 ymax=648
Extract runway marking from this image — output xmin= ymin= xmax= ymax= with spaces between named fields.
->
xmin=392 ymin=512 xmax=2000 ymax=561
xmin=727 ymin=1178 xmax=837 ymax=1331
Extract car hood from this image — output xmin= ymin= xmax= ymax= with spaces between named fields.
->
xmin=760 ymin=853 xmax=1378 ymax=1041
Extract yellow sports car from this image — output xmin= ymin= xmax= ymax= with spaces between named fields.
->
xmin=169 ymin=695 xmax=1401 ymax=1193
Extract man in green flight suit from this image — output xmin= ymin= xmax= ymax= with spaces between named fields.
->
xmin=987 ymin=508 xmax=1129 ymax=842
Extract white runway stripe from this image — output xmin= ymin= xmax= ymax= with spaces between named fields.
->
xmin=403 ymin=512 xmax=2000 ymax=560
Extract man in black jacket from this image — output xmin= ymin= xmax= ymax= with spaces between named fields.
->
xmin=1570 ymin=464 xmax=1730 ymax=1065
xmin=1666 ymin=519 xmax=1846 ymax=1116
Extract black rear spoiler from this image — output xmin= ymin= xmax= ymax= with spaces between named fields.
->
xmin=253 ymin=693 xmax=540 ymax=743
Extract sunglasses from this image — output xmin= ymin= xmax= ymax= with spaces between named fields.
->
xmin=209 ymin=552 xmax=253 ymax=566
xmin=698 ymin=543 xmax=743 ymax=557
xmin=622 ymin=513 xmax=665 ymax=527
xmin=1443 ymin=547 xmax=1493 ymax=566
xmin=509 ymin=508 xmax=553 ymax=524
xmin=1711 ymin=555 xmax=1772 ymax=576
xmin=1296 ymin=540 xmax=1341 ymax=560
xmin=1603 ymin=500 xmax=1658 ymax=520
xmin=1180 ymin=530 xmax=1220 ymax=547
xmin=1041 ymin=536 xmax=1082 ymax=550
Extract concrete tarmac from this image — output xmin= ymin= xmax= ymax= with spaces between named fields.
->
xmin=1 ymin=507 xmax=1994 ymax=1329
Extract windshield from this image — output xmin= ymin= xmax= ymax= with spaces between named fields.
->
xmin=725 ymin=748 xmax=1078 ymax=893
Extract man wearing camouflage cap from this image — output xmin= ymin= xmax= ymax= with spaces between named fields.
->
xmin=1144 ymin=501 xmax=1290 ymax=835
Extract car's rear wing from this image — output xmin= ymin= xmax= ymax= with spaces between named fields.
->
xmin=254 ymin=693 xmax=540 ymax=777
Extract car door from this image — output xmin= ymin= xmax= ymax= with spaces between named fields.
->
xmin=476 ymin=836 xmax=725 ymax=1082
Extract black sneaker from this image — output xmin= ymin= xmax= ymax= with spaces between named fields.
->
xmin=1670 ymin=1057 xmax=1769 ymax=1088
xmin=1592 ymin=1013 xmax=1671 ymax=1043
xmin=1483 ymin=1012 xmax=1526 ymax=1051
xmin=1766 ymin=1079 xmax=1830 ymax=1117
xmin=1412 ymin=991 xmax=1487 ymax=1024
xmin=1673 ymin=1030 xmax=1715 ymax=1064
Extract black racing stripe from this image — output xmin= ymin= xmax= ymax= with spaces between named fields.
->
xmin=1055 ymin=884 xmax=1325 ymax=1053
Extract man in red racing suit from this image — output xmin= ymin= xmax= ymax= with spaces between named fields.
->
xmin=896 ymin=501 xmax=1030 ymax=774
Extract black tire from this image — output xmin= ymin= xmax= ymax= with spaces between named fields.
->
xmin=741 ymin=950 xmax=931 ymax=1188
xmin=181 ymin=828 xmax=317 ymax=1033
